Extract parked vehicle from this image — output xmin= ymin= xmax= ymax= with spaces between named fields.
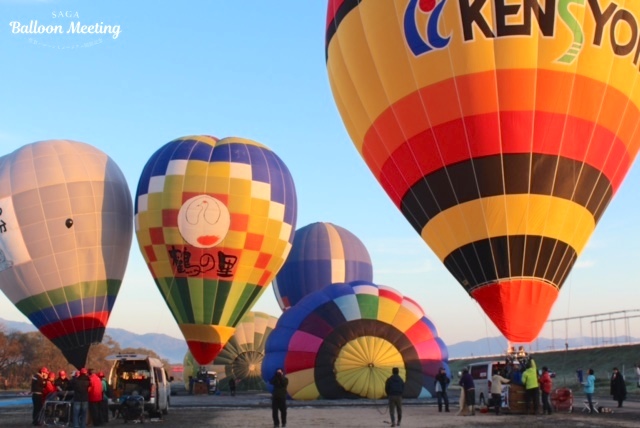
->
xmin=466 ymin=360 xmax=520 ymax=408
xmin=106 ymin=354 xmax=172 ymax=418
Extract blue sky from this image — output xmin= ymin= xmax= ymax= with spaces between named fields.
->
xmin=1 ymin=0 xmax=639 ymax=353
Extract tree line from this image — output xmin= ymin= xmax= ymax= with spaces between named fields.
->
xmin=0 ymin=324 xmax=171 ymax=390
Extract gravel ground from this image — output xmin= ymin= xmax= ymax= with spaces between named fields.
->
xmin=2 ymin=391 xmax=640 ymax=427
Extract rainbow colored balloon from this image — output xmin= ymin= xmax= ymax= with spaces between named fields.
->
xmin=0 ymin=140 xmax=133 ymax=368
xmin=263 ymin=281 xmax=449 ymax=400
xmin=135 ymin=136 xmax=297 ymax=365
xmin=326 ymin=0 xmax=640 ymax=342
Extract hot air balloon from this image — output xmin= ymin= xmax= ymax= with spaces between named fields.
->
xmin=273 ymin=222 xmax=373 ymax=311
xmin=135 ymin=135 xmax=297 ymax=365
xmin=262 ymin=280 xmax=449 ymax=400
xmin=0 ymin=140 xmax=133 ymax=368
xmin=184 ymin=311 xmax=278 ymax=391
xmin=325 ymin=0 xmax=640 ymax=342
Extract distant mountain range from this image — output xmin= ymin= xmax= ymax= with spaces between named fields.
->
xmin=0 ymin=317 xmax=188 ymax=363
xmin=2 ymin=317 xmax=637 ymax=363
xmin=447 ymin=335 xmax=640 ymax=359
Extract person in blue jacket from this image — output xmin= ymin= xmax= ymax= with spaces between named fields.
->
xmin=583 ymin=368 xmax=596 ymax=413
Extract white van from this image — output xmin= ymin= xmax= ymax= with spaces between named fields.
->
xmin=106 ymin=354 xmax=172 ymax=417
xmin=467 ymin=361 xmax=519 ymax=408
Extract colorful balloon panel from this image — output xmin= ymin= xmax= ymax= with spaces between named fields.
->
xmin=326 ymin=0 xmax=640 ymax=342
xmin=262 ymin=281 xmax=449 ymax=400
xmin=0 ymin=140 xmax=133 ymax=368
xmin=273 ymin=222 xmax=373 ymax=311
xmin=184 ymin=311 xmax=278 ymax=391
xmin=135 ymin=136 xmax=297 ymax=364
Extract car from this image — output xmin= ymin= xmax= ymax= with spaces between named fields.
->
xmin=106 ymin=354 xmax=173 ymax=418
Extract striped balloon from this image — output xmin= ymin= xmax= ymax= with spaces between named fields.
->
xmin=262 ymin=281 xmax=449 ymax=400
xmin=135 ymin=136 xmax=296 ymax=365
xmin=184 ymin=311 xmax=278 ymax=391
xmin=325 ymin=0 xmax=640 ymax=342
xmin=272 ymin=222 xmax=373 ymax=311
xmin=0 ymin=140 xmax=133 ymax=368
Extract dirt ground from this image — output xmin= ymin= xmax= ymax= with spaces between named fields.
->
xmin=3 ymin=392 xmax=640 ymax=427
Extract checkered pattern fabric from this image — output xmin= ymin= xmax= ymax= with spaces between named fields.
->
xmin=135 ymin=135 xmax=297 ymax=329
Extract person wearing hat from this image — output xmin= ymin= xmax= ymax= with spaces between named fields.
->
xmin=30 ymin=367 xmax=48 ymax=426
xmin=70 ymin=368 xmax=91 ymax=428
xmin=55 ymin=370 xmax=71 ymax=393
xmin=43 ymin=372 xmax=57 ymax=403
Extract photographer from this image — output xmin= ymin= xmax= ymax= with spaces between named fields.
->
xmin=270 ymin=368 xmax=289 ymax=428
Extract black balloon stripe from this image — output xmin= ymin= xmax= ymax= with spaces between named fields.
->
xmin=325 ymin=0 xmax=362 ymax=60
xmin=400 ymin=154 xmax=612 ymax=233
xmin=442 ymin=236 xmax=577 ymax=291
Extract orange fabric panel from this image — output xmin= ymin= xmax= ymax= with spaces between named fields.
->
xmin=471 ymin=279 xmax=559 ymax=343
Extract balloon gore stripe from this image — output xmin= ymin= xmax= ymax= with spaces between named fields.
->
xmin=443 ymin=236 xmax=577 ymax=291
xmin=262 ymin=281 xmax=449 ymax=400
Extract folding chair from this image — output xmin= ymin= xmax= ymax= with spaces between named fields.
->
xmin=582 ymin=400 xmax=598 ymax=413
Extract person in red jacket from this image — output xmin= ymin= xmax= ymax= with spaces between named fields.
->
xmin=42 ymin=372 xmax=57 ymax=404
xmin=88 ymin=370 xmax=104 ymax=426
xmin=539 ymin=366 xmax=553 ymax=415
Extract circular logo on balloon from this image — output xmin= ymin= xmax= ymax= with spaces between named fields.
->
xmin=177 ymin=195 xmax=230 ymax=248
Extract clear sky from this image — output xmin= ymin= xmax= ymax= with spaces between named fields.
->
xmin=1 ymin=0 xmax=639 ymax=353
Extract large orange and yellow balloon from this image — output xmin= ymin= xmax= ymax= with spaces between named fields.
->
xmin=326 ymin=0 xmax=640 ymax=342
xmin=135 ymin=136 xmax=297 ymax=364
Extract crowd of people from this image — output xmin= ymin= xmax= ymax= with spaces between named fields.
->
xmin=30 ymin=366 xmax=110 ymax=427
xmin=26 ymin=361 xmax=637 ymax=427
xmin=455 ymin=357 xmax=634 ymax=417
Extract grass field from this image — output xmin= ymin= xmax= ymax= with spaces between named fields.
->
xmin=448 ymin=343 xmax=640 ymax=394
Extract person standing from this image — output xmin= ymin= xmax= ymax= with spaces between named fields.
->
xmin=434 ymin=367 xmax=450 ymax=412
xmin=270 ymin=368 xmax=288 ymax=428
xmin=610 ymin=367 xmax=627 ymax=408
xmin=98 ymin=372 xmax=110 ymax=423
xmin=490 ymin=371 xmax=510 ymax=415
xmin=459 ymin=368 xmax=476 ymax=416
xmin=385 ymin=367 xmax=405 ymax=427
xmin=583 ymin=368 xmax=596 ymax=413
xmin=521 ymin=358 xmax=540 ymax=415
xmin=55 ymin=370 xmax=71 ymax=394
xmin=539 ymin=366 xmax=553 ymax=415
xmin=88 ymin=370 xmax=104 ymax=426
xmin=228 ymin=377 xmax=236 ymax=396
xmin=71 ymin=368 xmax=91 ymax=428
xmin=31 ymin=367 xmax=48 ymax=426
xmin=43 ymin=372 xmax=57 ymax=402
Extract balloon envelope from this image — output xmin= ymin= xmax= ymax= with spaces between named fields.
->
xmin=325 ymin=0 xmax=640 ymax=342
xmin=184 ymin=311 xmax=278 ymax=391
xmin=135 ymin=136 xmax=297 ymax=365
xmin=0 ymin=140 xmax=133 ymax=368
xmin=273 ymin=222 xmax=373 ymax=311
xmin=262 ymin=280 xmax=449 ymax=400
